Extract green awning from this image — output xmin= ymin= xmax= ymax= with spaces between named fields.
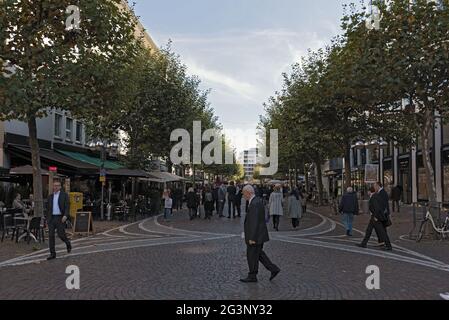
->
xmin=56 ymin=150 xmax=124 ymax=170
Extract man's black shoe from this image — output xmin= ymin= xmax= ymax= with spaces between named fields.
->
xmin=356 ymin=243 xmax=367 ymax=248
xmin=67 ymin=245 xmax=72 ymax=254
xmin=240 ymin=277 xmax=257 ymax=283
xmin=270 ymin=269 xmax=280 ymax=281
xmin=382 ymin=246 xmax=393 ymax=251
xmin=47 ymin=255 xmax=56 ymax=261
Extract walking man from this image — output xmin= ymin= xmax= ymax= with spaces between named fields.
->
xmin=218 ymin=183 xmax=226 ymax=217
xmin=357 ymin=186 xmax=392 ymax=251
xmin=338 ymin=187 xmax=359 ymax=236
xmin=240 ymin=185 xmax=280 ymax=283
xmin=46 ymin=180 xmax=72 ymax=260
xmin=227 ymin=181 xmax=237 ymax=218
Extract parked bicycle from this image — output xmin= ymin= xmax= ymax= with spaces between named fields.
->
xmin=416 ymin=208 xmax=449 ymax=242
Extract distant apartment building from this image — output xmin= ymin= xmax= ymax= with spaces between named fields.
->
xmin=238 ymin=148 xmax=258 ymax=181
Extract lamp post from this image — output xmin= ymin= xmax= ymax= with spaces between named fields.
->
xmin=88 ymin=140 xmax=118 ymax=220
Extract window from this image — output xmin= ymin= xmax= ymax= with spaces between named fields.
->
xmin=418 ymin=167 xmax=429 ymax=201
xmin=75 ymin=122 xmax=83 ymax=143
xmin=54 ymin=114 xmax=62 ymax=137
xmin=66 ymin=118 xmax=73 ymax=141
xmin=443 ymin=123 xmax=449 ymax=146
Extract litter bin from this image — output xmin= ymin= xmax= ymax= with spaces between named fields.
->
xmin=69 ymin=192 xmax=83 ymax=220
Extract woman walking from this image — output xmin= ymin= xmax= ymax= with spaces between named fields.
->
xmin=269 ymin=184 xmax=284 ymax=231
xmin=287 ymin=189 xmax=303 ymax=229
xmin=186 ymin=187 xmax=198 ymax=220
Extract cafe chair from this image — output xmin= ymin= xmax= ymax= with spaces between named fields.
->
xmin=28 ymin=216 xmax=45 ymax=244
xmin=13 ymin=213 xmax=28 ymax=243
xmin=1 ymin=214 xmax=16 ymax=242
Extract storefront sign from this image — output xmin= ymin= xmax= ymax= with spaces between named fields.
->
xmin=364 ymin=164 xmax=379 ymax=183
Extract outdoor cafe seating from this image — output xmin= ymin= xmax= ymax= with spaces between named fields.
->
xmin=1 ymin=207 xmax=45 ymax=244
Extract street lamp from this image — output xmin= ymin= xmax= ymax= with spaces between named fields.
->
xmin=88 ymin=140 xmax=116 ymax=220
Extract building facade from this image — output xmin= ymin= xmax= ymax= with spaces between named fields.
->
xmin=238 ymin=148 xmax=258 ymax=181
xmin=323 ymin=121 xmax=449 ymax=205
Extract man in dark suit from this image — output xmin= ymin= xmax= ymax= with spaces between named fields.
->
xmin=46 ymin=180 xmax=72 ymax=260
xmin=357 ymin=187 xmax=392 ymax=251
xmin=227 ymin=181 xmax=237 ymax=218
xmin=375 ymin=182 xmax=390 ymax=217
xmin=234 ymin=184 xmax=243 ymax=217
xmin=241 ymin=185 xmax=280 ymax=283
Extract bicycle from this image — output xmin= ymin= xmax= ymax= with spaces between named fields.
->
xmin=416 ymin=209 xmax=449 ymax=242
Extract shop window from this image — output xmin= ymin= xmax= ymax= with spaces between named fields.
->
xmin=443 ymin=123 xmax=449 ymax=146
xmin=444 ymin=165 xmax=449 ymax=203
xmin=75 ymin=122 xmax=83 ymax=143
xmin=384 ymin=170 xmax=393 ymax=194
xmin=418 ymin=167 xmax=429 ymax=201
xmin=66 ymin=118 xmax=73 ymax=141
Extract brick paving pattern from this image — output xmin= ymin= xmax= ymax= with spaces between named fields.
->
xmin=0 ymin=202 xmax=448 ymax=300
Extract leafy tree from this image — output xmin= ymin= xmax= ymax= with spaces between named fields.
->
xmin=0 ymin=0 xmax=139 ymax=216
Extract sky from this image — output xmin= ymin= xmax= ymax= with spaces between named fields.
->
xmin=133 ymin=0 xmax=349 ymax=154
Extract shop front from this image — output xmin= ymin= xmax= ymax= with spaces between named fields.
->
xmin=442 ymin=149 xmax=449 ymax=205
xmin=398 ymin=156 xmax=412 ymax=204
xmin=383 ymin=159 xmax=393 ymax=195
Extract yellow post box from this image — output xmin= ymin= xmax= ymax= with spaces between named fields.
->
xmin=69 ymin=192 xmax=83 ymax=220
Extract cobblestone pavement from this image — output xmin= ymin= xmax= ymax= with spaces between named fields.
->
xmin=0 ymin=202 xmax=448 ymax=300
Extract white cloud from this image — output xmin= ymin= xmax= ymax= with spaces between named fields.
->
xmin=185 ymin=60 xmax=260 ymax=102
xmin=151 ymin=28 xmax=335 ymax=153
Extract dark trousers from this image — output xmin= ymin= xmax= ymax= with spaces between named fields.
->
xmin=392 ymin=200 xmax=400 ymax=212
xmin=228 ymin=198 xmax=235 ymax=217
xmin=247 ymin=244 xmax=279 ymax=279
xmin=291 ymin=218 xmax=299 ymax=228
xmin=214 ymin=200 xmax=219 ymax=214
xmin=188 ymin=207 xmax=197 ymax=219
xmin=217 ymin=201 xmax=224 ymax=217
xmin=234 ymin=198 xmax=242 ymax=216
xmin=48 ymin=216 xmax=71 ymax=256
xmin=272 ymin=215 xmax=280 ymax=230
xmin=361 ymin=217 xmax=392 ymax=248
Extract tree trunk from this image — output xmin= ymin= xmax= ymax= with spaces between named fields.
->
xmin=315 ymin=158 xmax=324 ymax=206
xmin=28 ymin=116 xmax=44 ymax=217
xmin=344 ymin=141 xmax=352 ymax=189
xmin=421 ymin=110 xmax=437 ymax=205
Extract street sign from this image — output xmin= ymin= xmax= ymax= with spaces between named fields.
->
xmin=100 ymin=168 xmax=107 ymax=177
xmin=99 ymin=176 xmax=106 ymax=183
